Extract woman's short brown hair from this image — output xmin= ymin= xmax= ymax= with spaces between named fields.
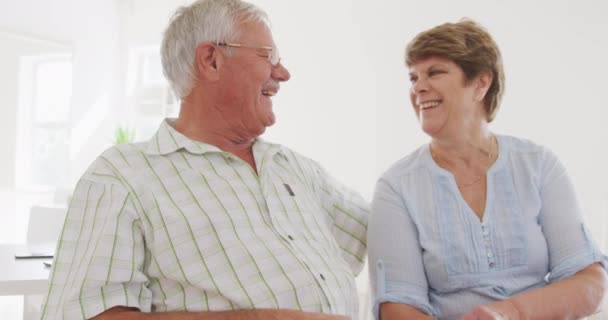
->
xmin=405 ymin=19 xmax=505 ymax=122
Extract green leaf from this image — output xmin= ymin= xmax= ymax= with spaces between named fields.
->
xmin=114 ymin=126 xmax=135 ymax=144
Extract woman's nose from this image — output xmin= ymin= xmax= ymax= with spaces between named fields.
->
xmin=411 ymin=77 xmax=429 ymax=94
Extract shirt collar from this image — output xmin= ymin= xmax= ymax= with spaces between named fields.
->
xmin=144 ymin=118 xmax=220 ymax=155
xmin=145 ymin=118 xmax=285 ymax=160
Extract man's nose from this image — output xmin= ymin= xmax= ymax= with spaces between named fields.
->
xmin=272 ymin=62 xmax=291 ymax=82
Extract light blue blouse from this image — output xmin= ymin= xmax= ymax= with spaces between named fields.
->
xmin=368 ymin=135 xmax=606 ymax=320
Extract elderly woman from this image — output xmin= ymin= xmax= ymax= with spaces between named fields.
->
xmin=368 ymin=19 xmax=607 ymax=320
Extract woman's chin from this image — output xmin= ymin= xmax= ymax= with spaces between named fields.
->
xmin=420 ymin=123 xmax=440 ymax=137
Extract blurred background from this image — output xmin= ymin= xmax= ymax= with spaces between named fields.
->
xmin=1 ymin=0 xmax=607 ymax=318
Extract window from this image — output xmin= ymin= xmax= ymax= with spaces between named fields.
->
xmin=126 ymin=46 xmax=177 ymax=140
xmin=15 ymin=54 xmax=73 ymax=190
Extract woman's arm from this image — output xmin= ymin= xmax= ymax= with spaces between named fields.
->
xmin=464 ymin=262 xmax=607 ymax=319
xmin=512 ymin=262 xmax=607 ymax=318
xmin=465 ymin=146 xmax=608 ymax=319
xmin=368 ymin=178 xmax=436 ymax=319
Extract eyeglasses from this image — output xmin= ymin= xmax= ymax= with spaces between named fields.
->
xmin=217 ymin=42 xmax=281 ymax=66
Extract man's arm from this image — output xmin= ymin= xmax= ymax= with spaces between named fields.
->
xmin=312 ymin=161 xmax=369 ymax=275
xmin=93 ymin=306 xmax=351 ymax=320
xmin=379 ymin=303 xmax=435 ymax=320
xmin=40 ymin=153 xmax=152 ymax=320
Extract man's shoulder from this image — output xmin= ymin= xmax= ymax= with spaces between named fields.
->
xmin=275 ymin=144 xmax=313 ymax=161
xmin=260 ymin=141 xmax=319 ymax=168
xmin=84 ymin=142 xmax=150 ymax=179
xmin=97 ymin=142 xmax=150 ymax=164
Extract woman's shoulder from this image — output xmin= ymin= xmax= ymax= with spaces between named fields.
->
xmin=498 ymin=134 xmax=548 ymax=155
xmin=379 ymin=144 xmax=429 ymax=182
xmin=498 ymin=134 xmax=562 ymax=170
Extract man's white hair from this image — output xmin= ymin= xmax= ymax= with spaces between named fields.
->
xmin=160 ymin=0 xmax=269 ymax=98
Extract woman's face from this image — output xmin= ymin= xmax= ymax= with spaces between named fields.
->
xmin=408 ymin=56 xmax=486 ymax=139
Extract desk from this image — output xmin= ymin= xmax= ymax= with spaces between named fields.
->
xmin=0 ymin=244 xmax=51 ymax=296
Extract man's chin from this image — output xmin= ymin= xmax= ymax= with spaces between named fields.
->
xmin=251 ymin=120 xmax=273 ymax=137
xmin=250 ymin=114 xmax=275 ymax=136
xmin=264 ymin=114 xmax=276 ymax=127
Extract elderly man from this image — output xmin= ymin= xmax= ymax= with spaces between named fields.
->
xmin=39 ymin=0 xmax=368 ymax=319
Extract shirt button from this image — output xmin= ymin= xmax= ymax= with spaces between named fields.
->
xmin=483 ymin=229 xmax=489 ymax=236
xmin=320 ymin=274 xmax=325 ymax=281
xmin=288 ymin=235 xmax=294 ymax=240
xmin=487 ymin=251 xmax=494 ymax=258
xmin=489 ymin=262 xmax=495 ymax=268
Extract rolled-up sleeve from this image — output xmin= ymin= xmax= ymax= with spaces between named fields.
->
xmin=40 ymin=158 xmax=152 ymax=320
xmin=539 ymin=148 xmax=607 ymax=282
xmin=368 ymin=178 xmax=435 ymax=319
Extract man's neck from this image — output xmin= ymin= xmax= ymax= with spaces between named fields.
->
xmin=174 ymin=115 xmax=258 ymax=174
xmin=175 ymin=115 xmax=254 ymax=148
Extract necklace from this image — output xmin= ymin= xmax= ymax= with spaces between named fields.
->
xmin=430 ymin=135 xmax=496 ymax=189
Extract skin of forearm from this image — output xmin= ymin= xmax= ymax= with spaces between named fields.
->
xmin=92 ymin=306 xmax=351 ymax=320
xmin=379 ymin=302 xmax=434 ymax=320
xmin=508 ymin=263 xmax=607 ymax=319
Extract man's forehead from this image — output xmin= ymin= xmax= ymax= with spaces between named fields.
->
xmin=236 ymin=20 xmax=273 ymax=42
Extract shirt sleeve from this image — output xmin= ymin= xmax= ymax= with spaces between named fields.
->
xmin=314 ymin=162 xmax=369 ymax=276
xmin=368 ymin=178 xmax=436 ymax=319
xmin=40 ymin=157 xmax=152 ymax=320
xmin=538 ymin=148 xmax=607 ymax=282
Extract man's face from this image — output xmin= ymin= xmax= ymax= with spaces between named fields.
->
xmin=217 ymin=20 xmax=291 ymax=137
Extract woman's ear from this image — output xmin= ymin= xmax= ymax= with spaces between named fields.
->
xmin=194 ymin=42 xmax=221 ymax=81
xmin=474 ymin=71 xmax=493 ymax=102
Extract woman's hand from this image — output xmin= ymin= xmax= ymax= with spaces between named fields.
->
xmin=462 ymin=300 xmax=523 ymax=320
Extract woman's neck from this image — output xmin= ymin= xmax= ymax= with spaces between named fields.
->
xmin=430 ymin=128 xmax=495 ymax=168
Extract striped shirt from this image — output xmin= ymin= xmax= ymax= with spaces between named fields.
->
xmin=40 ymin=119 xmax=369 ymax=320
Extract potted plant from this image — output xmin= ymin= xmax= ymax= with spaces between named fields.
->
xmin=113 ymin=126 xmax=136 ymax=144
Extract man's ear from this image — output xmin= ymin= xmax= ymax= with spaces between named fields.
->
xmin=474 ymin=71 xmax=493 ymax=102
xmin=194 ymin=42 xmax=221 ymax=81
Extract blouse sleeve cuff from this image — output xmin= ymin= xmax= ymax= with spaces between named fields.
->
xmin=372 ymin=293 xmax=435 ymax=319
xmin=549 ymin=250 xmax=607 ymax=283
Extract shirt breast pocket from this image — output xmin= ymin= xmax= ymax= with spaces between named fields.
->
xmin=272 ymin=179 xmax=338 ymax=250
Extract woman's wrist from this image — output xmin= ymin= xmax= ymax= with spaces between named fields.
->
xmin=503 ymin=299 xmax=526 ymax=320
